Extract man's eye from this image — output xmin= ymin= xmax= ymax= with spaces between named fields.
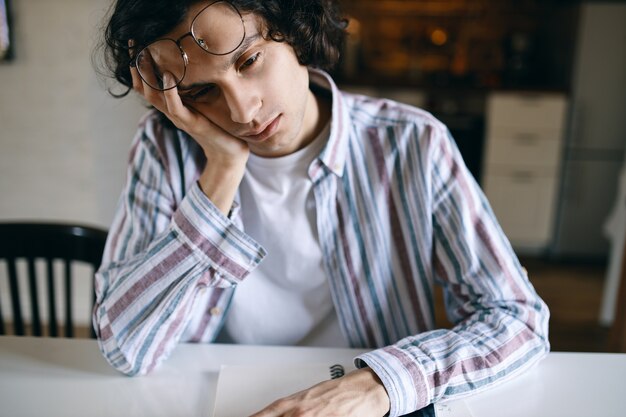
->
xmin=240 ymin=52 xmax=260 ymax=70
xmin=184 ymin=85 xmax=216 ymax=101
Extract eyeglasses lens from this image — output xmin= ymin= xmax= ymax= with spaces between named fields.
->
xmin=137 ymin=40 xmax=185 ymax=90
xmin=191 ymin=1 xmax=245 ymax=55
xmin=136 ymin=1 xmax=245 ymax=91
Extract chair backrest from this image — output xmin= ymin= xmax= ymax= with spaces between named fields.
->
xmin=0 ymin=222 xmax=108 ymax=338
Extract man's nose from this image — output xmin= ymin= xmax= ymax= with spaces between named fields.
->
xmin=223 ymin=84 xmax=262 ymax=124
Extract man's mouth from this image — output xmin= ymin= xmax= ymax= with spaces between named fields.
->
xmin=241 ymin=114 xmax=281 ymax=142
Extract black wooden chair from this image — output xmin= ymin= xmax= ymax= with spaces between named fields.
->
xmin=0 ymin=222 xmax=108 ymax=338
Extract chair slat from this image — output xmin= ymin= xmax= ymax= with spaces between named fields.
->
xmin=0 ymin=222 xmax=107 ymax=338
xmin=27 ymin=258 xmax=42 ymax=336
xmin=46 ymin=258 xmax=58 ymax=337
xmin=7 ymin=258 xmax=25 ymax=336
xmin=64 ymin=259 xmax=73 ymax=338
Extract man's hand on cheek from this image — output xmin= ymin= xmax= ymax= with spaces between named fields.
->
xmin=129 ymin=65 xmax=249 ymax=163
xmin=249 ymin=368 xmax=390 ymax=417
xmin=129 ymin=65 xmax=249 ymax=214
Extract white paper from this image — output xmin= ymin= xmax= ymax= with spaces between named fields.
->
xmin=212 ymin=362 xmax=473 ymax=417
xmin=435 ymin=400 xmax=474 ymax=417
xmin=212 ymin=362 xmax=355 ymax=417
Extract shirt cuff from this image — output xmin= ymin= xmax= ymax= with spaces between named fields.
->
xmin=172 ymin=183 xmax=266 ymax=284
xmin=355 ymin=346 xmax=430 ymax=417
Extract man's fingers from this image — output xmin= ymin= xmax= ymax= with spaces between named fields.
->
xmin=132 ymin=63 xmax=171 ymax=116
xmin=162 ymin=73 xmax=190 ymax=118
xmin=130 ymin=64 xmax=168 ymax=116
xmin=129 ymin=67 xmax=231 ymax=150
xmin=161 ymin=73 xmax=203 ymax=130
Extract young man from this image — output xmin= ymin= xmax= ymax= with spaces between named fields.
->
xmin=94 ymin=1 xmax=550 ymax=416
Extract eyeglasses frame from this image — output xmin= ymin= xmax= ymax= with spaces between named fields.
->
xmin=130 ymin=0 xmax=246 ymax=91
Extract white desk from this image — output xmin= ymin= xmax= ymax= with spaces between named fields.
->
xmin=0 ymin=336 xmax=625 ymax=417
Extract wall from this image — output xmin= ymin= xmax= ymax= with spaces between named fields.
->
xmin=0 ymin=0 xmax=146 ymax=228
xmin=0 ymin=0 xmax=146 ymax=325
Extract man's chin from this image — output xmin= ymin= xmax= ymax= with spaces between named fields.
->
xmin=248 ymin=137 xmax=296 ymax=158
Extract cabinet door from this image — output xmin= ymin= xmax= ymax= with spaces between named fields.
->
xmin=487 ymin=93 xmax=567 ymax=130
xmin=484 ymin=126 xmax=562 ymax=169
xmin=484 ymin=171 xmax=558 ymax=249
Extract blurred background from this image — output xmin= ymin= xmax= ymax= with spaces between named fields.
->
xmin=0 ymin=0 xmax=625 ymax=350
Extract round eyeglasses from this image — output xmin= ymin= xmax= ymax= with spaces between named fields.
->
xmin=131 ymin=1 xmax=245 ymax=91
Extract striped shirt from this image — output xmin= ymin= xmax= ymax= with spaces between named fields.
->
xmin=93 ymin=69 xmax=550 ymax=416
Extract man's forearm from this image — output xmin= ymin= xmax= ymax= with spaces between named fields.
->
xmin=198 ymin=160 xmax=246 ymax=216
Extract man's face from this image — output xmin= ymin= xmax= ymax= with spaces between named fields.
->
xmin=165 ymin=3 xmax=318 ymax=158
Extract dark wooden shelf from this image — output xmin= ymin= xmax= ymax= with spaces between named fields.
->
xmin=335 ymin=0 xmax=580 ymax=92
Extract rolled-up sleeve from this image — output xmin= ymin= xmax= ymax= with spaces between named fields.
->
xmin=356 ymin=123 xmax=550 ymax=416
xmin=93 ymin=114 xmax=265 ymax=376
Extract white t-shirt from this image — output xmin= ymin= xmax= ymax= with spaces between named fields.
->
xmin=218 ymin=122 xmax=348 ymax=347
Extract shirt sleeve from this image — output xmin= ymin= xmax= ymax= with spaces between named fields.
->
xmin=93 ymin=114 xmax=266 ymax=376
xmin=355 ymin=122 xmax=550 ymax=416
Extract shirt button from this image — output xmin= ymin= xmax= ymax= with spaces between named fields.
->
xmin=209 ymin=307 xmax=222 ymax=316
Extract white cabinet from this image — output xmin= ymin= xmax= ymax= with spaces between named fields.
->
xmin=482 ymin=92 xmax=568 ymax=251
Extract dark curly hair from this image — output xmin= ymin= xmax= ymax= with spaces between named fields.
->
xmin=97 ymin=0 xmax=347 ymax=97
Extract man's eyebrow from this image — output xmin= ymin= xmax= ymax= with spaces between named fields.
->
xmin=223 ymin=33 xmax=262 ymax=71
xmin=178 ymin=33 xmax=262 ymax=91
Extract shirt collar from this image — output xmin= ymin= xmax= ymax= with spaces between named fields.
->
xmin=308 ymin=69 xmax=351 ymax=177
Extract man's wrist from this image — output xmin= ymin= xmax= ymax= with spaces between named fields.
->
xmin=352 ymin=367 xmax=391 ymax=416
xmin=197 ymin=161 xmax=246 ymax=216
